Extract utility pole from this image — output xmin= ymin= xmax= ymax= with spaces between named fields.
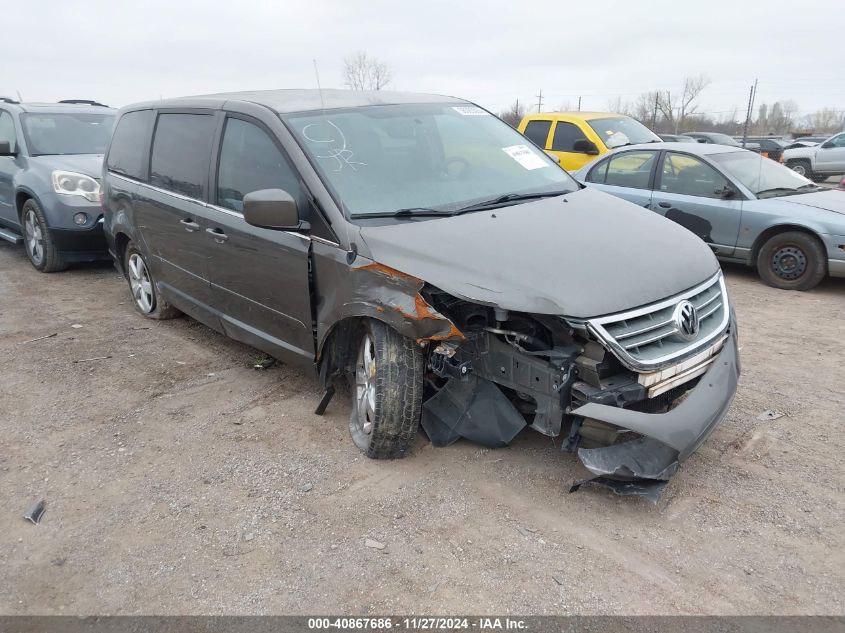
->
xmin=651 ymin=92 xmax=659 ymax=130
xmin=742 ymin=79 xmax=757 ymax=148
xmin=535 ymin=89 xmax=544 ymax=113
xmin=577 ymin=96 xmax=581 ymax=112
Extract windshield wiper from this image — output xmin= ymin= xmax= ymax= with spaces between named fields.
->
xmin=354 ymin=207 xmax=453 ymax=219
xmin=756 ymin=185 xmax=818 ymax=199
xmin=454 ymin=190 xmax=571 ymax=214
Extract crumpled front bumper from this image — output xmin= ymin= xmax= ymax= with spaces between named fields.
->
xmin=570 ymin=317 xmax=740 ymax=499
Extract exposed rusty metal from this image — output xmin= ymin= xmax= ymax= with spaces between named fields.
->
xmin=350 ymin=260 xmax=464 ymax=344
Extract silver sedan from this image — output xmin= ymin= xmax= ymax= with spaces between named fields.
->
xmin=573 ymin=142 xmax=845 ymax=290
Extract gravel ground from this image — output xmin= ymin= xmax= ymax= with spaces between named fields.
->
xmin=0 ymin=240 xmax=843 ymax=615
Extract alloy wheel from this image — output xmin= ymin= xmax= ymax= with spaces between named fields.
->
xmin=354 ymin=333 xmax=376 ymax=436
xmin=127 ymin=253 xmax=155 ymax=313
xmin=24 ymin=210 xmax=44 ymax=265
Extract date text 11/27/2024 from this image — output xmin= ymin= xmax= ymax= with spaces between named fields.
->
xmin=307 ymin=618 xmax=528 ymax=630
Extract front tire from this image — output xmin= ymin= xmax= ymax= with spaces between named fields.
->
xmin=756 ymin=231 xmax=827 ymax=291
xmin=787 ymin=159 xmax=815 ymax=180
xmin=349 ymin=319 xmax=424 ymax=459
xmin=22 ymin=199 xmax=66 ymax=272
xmin=124 ymin=242 xmax=181 ymax=319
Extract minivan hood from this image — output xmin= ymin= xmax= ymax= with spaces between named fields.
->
xmin=358 ymin=187 xmax=720 ymax=318
xmin=29 ymin=154 xmax=104 ymax=179
xmin=778 ymin=190 xmax=845 ymax=216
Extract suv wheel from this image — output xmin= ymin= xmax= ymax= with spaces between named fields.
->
xmin=756 ymin=231 xmax=826 ymax=291
xmin=22 ymin=199 xmax=66 ymax=272
xmin=124 ymin=242 xmax=181 ymax=319
xmin=349 ymin=319 xmax=423 ymax=459
xmin=787 ymin=159 xmax=813 ymax=179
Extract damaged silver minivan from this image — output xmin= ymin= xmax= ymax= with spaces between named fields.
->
xmin=103 ymin=90 xmax=739 ymax=498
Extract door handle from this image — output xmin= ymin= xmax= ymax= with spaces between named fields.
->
xmin=180 ymin=218 xmax=200 ymax=232
xmin=658 ymin=202 xmax=672 ymax=209
xmin=206 ymin=227 xmax=228 ymax=243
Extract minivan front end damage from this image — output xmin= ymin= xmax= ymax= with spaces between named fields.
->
xmin=315 ymin=248 xmax=738 ymax=499
xmin=414 ymin=272 xmax=739 ymax=499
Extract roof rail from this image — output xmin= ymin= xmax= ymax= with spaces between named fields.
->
xmin=0 ymin=96 xmax=20 ymax=104
xmin=58 ymin=99 xmax=109 ymax=107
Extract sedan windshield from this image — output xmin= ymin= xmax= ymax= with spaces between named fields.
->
xmin=587 ymin=117 xmax=661 ymax=147
xmin=21 ymin=112 xmax=114 ymax=156
xmin=711 ymin=150 xmax=814 ymax=197
xmin=283 ymin=103 xmax=577 ymax=216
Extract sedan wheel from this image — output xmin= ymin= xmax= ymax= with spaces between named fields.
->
xmin=756 ymin=231 xmax=826 ymax=291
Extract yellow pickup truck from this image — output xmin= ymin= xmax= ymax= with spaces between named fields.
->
xmin=518 ymin=112 xmax=662 ymax=171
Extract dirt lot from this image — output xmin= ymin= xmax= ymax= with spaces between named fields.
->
xmin=0 ymin=240 xmax=843 ymax=616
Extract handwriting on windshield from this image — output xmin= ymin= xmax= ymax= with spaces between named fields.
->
xmin=301 ymin=120 xmax=366 ymax=172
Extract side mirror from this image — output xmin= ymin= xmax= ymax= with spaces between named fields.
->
xmin=242 ymin=189 xmax=308 ymax=231
xmin=544 ymin=151 xmax=560 ymax=164
xmin=716 ymin=185 xmax=736 ymax=199
xmin=821 ymin=141 xmax=834 ymax=149
xmin=572 ymin=139 xmax=600 ymax=155
xmin=0 ymin=141 xmax=16 ymax=156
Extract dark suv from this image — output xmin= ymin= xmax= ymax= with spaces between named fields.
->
xmin=102 ymin=90 xmax=739 ymax=498
xmin=0 ymin=98 xmax=115 ymax=271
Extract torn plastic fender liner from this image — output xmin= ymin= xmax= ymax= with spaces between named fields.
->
xmin=570 ymin=327 xmax=739 ymax=462
xmin=421 ymin=374 xmax=526 ymax=448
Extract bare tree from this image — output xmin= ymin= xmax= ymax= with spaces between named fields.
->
xmin=656 ymin=74 xmax=710 ymax=133
xmin=499 ymin=99 xmax=526 ymax=128
xmin=803 ymin=108 xmax=844 ymax=134
xmin=631 ymin=92 xmax=659 ymax=126
xmin=343 ymin=51 xmax=392 ymax=91
xmin=605 ymin=96 xmax=631 ymax=116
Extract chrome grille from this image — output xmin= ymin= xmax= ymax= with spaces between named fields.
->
xmin=586 ymin=273 xmax=729 ymax=371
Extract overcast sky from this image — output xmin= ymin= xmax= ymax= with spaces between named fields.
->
xmin=3 ymin=0 xmax=842 ymax=120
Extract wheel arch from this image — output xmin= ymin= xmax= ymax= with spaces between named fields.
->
xmin=113 ymin=231 xmax=132 ymax=276
xmin=750 ymin=223 xmax=826 ymax=267
xmin=14 ymin=187 xmax=41 ymax=222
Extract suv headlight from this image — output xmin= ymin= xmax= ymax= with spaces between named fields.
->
xmin=52 ymin=170 xmax=100 ymax=203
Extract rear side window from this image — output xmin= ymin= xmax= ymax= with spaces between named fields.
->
xmin=0 ymin=110 xmax=17 ymax=152
xmin=150 ymin=113 xmax=215 ymax=199
xmin=659 ymin=152 xmax=728 ymax=198
xmin=587 ymin=151 xmax=656 ymax=190
xmin=216 ymin=117 xmax=303 ymax=213
xmin=550 ymin=121 xmax=588 ymax=152
xmin=107 ymin=110 xmax=153 ymax=180
xmin=523 ymin=120 xmax=552 ymax=148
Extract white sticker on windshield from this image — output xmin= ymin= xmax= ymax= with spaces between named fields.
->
xmin=452 ymin=105 xmax=489 ymax=116
xmin=501 ymin=144 xmax=549 ymax=170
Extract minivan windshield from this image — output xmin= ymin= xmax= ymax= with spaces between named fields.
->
xmin=21 ymin=112 xmax=114 ymax=156
xmin=587 ymin=116 xmax=661 ymax=147
xmin=711 ymin=150 xmax=815 ymax=198
xmin=283 ymin=103 xmax=577 ymax=216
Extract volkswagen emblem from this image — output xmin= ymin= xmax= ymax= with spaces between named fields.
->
xmin=673 ymin=300 xmax=699 ymax=341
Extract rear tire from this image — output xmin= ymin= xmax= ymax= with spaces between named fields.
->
xmin=349 ymin=319 xmax=424 ymax=459
xmin=756 ymin=231 xmax=827 ymax=291
xmin=22 ymin=199 xmax=66 ymax=273
xmin=123 ymin=242 xmax=181 ymax=319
